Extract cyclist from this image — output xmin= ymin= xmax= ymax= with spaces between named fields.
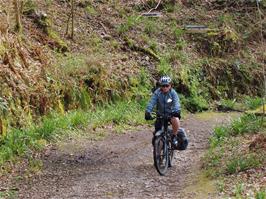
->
xmin=145 ymin=76 xmax=187 ymax=149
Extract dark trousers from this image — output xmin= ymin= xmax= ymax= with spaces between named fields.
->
xmin=154 ymin=112 xmax=181 ymax=132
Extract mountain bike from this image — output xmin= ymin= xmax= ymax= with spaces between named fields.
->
xmin=152 ymin=113 xmax=176 ymax=176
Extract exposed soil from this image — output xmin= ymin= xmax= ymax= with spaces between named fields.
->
xmin=14 ymin=112 xmax=238 ymax=199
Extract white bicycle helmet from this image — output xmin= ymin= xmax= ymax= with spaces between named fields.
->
xmin=159 ymin=76 xmax=172 ymax=85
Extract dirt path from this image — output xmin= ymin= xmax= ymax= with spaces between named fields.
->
xmin=16 ymin=113 xmax=238 ymax=199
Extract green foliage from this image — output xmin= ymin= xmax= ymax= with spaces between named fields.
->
xmin=256 ymin=189 xmax=266 ymax=199
xmin=178 ymin=63 xmax=209 ymax=112
xmin=87 ymin=33 xmax=104 ymax=51
xmin=204 ymin=114 xmax=265 ymax=179
xmin=209 ymin=114 xmax=262 ymax=148
xmin=56 ymin=53 xmax=87 ymax=76
xmin=204 ymin=147 xmax=224 ymax=170
xmin=55 ymin=48 xmax=150 ymax=109
xmin=29 ymin=158 xmax=43 ymax=172
xmin=157 ymin=57 xmax=173 ymax=76
xmin=230 ymin=114 xmax=262 ymax=135
xmin=209 ymin=126 xmax=230 ymax=148
xmin=220 ymin=99 xmax=236 ymax=110
xmin=233 ymin=183 xmax=245 ymax=198
xmin=0 ymin=189 xmax=18 ymax=199
xmin=143 ymin=19 xmax=157 ymax=35
xmin=148 ymin=39 xmax=158 ymax=52
xmin=163 ymin=3 xmax=176 ymax=12
xmin=130 ymin=67 xmax=152 ymax=100
xmin=172 ymin=27 xmax=186 ymax=50
xmin=216 ymin=180 xmax=225 ymax=192
xmin=0 ymin=97 xmax=8 ymax=115
xmin=218 ymin=14 xmax=235 ymax=27
xmin=48 ymin=29 xmax=68 ymax=52
xmin=79 ymin=88 xmax=92 ymax=110
xmin=117 ymin=15 xmax=140 ymax=34
xmin=182 ymin=95 xmax=209 ymax=113
xmin=167 ymin=48 xmax=188 ymax=64
xmin=45 ymin=0 xmax=53 ymax=7
xmin=22 ymin=0 xmax=37 ymax=15
xmin=193 ymin=25 xmax=240 ymax=56
xmin=226 ymin=154 xmax=262 ymax=174
xmin=244 ymin=96 xmax=263 ymax=110
xmin=86 ymin=5 xmax=98 ymax=16
xmin=0 ymin=42 xmax=7 ymax=58
xmin=92 ymin=100 xmax=146 ymax=127
xmin=0 ymin=99 xmax=147 ymax=165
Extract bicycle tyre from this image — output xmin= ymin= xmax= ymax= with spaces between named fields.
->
xmin=153 ymin=136 xmax=169 ymax=175
xmin=168 ymin=141 xmax=174 ymax=167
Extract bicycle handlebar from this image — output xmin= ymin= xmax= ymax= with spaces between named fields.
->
xmin=150 ymin=112 xmax=172 ymax=120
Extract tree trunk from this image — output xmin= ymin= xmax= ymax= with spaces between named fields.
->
xmin=13 ymin=0 xmax=22 ymax=32
xmin=71 ymin=0 xmax=74 ymax=40
xmin=65 ymin=13 xmax=71 ymax=36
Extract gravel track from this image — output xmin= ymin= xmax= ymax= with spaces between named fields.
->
xmin=16 ymin=113 xmax=236 ymax=199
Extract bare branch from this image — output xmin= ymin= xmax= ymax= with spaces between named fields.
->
xmin=143 ymin=0 xmax=162 ymax=15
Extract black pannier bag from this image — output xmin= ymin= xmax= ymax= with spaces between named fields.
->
xmin=177 ymin=128 xmax=188 ymax=150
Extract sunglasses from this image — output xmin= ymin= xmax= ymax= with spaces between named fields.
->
xmin=161 ymin=84 xmax=170 ymax=88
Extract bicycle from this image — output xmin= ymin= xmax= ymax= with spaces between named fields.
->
xmin=152 ymin=113 xmax=176 ymax=176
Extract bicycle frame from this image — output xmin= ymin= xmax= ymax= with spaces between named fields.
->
xmin=154 ymin=115 xmax=171 ymax=138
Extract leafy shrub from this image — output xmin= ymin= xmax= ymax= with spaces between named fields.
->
xmin=182 ymin=94 xmax=209 ymax=113
xmin=178 ymin=62 xmax=210 ymax=112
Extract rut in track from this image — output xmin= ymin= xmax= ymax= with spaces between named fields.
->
xmin=16 ymin=113 xmax=238 ymax=199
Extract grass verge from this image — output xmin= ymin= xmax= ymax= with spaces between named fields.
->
xmin=203 ymin=113 xmax=266 ymax=198
xmin=0 ymin=99 xmax=147 ymax=166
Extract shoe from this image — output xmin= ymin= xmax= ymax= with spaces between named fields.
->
xmin=172 ymin=135 xmax=178 ymax=149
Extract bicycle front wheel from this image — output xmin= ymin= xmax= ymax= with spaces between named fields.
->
xmin=153 ymin=136 xmax=169 ymax=175
xmin=168 ymin=141 xmax=174 ymax=167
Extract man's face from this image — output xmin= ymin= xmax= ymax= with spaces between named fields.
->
xmin=160 ymin=84 xmax=171 ymax=93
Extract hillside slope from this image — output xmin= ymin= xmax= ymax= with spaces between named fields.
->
xmin=0 ymin=0 xmax=265 ymax=128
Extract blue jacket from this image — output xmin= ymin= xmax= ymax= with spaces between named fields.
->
xmin=146 ymin=88 xmax=181 ymax=114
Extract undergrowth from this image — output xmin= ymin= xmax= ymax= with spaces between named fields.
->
xmin=209 ymin=114 xmax=263 ymax=149
xmin=0 ymin=100 xmax=147 ymax=166
xmin=204 ymin=113 xmax=266 ymax=198
xmin=218 ymin=97 xmax=263 ymax=111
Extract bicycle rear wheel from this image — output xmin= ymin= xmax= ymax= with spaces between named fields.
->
xmin=153 ymin=136 xmax=169 ymax=175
